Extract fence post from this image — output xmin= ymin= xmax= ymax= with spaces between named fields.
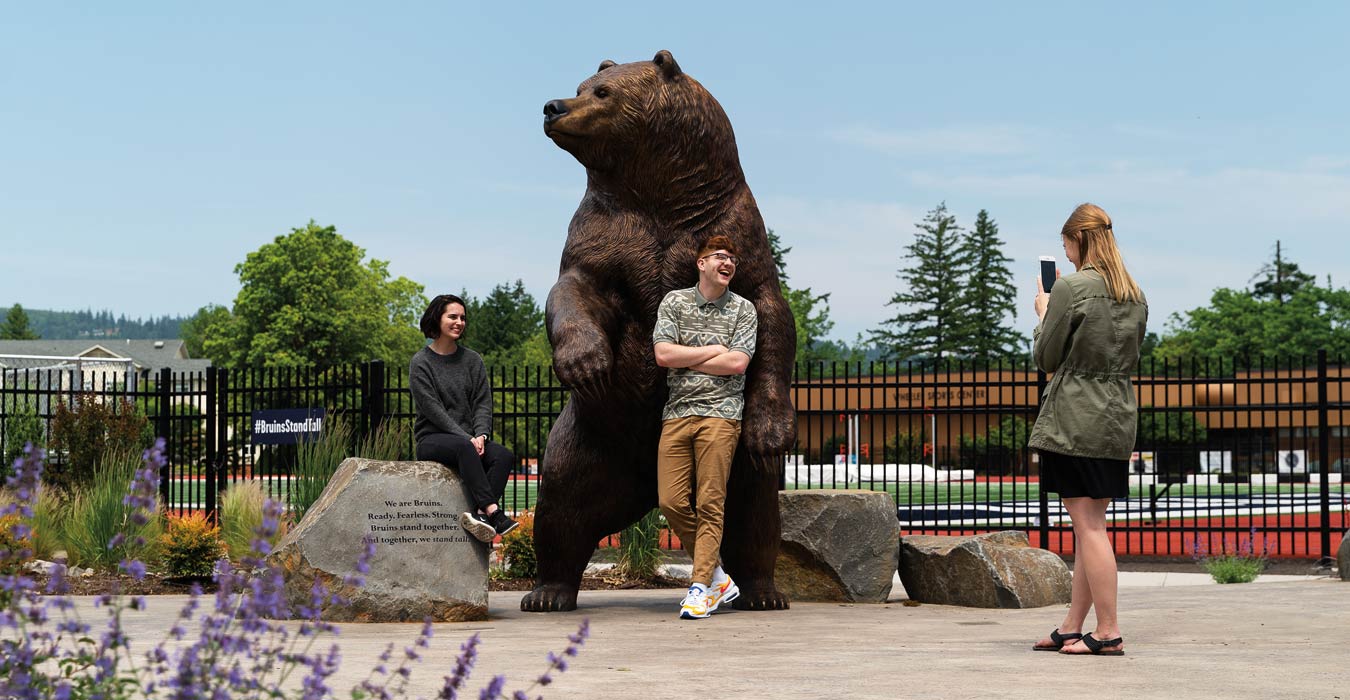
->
xmin=157 ymin=367 xmax=172 ymax=507
xmin=207 ymin=368 xmax=229 ymax=524
xmin=1317 ymin=349 xmax=1331 ymax=564
xmin=1036 ymin=367 xmax=1050 ymax=549
xmin=204 ymin=368 xmax=216 ymax=522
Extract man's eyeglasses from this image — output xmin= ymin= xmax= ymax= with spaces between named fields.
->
xmin=702 ymin=252 xmax=738 ymax=266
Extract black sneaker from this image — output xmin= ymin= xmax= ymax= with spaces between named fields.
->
xmin=489 ymin=510 xmax=520 ymax=537
xmin=459 ymin=512 xmax=496 ymax=543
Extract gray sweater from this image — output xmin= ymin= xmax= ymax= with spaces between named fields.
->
xmin=409 ymin=345 xmax=493 ymax=444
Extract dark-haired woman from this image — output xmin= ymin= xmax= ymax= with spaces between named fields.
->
xmin=1029 ymin=203 xmax=1147 ymax=656
xmin=410 ymin=294 xmax=519 ymax=543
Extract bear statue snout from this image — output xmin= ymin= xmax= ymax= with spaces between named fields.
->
xmin=543 ymin=99 xmax=569 ymax=123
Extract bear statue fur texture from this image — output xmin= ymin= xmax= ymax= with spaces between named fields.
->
xmin=522 ymin=50 xmax=796 ymax=612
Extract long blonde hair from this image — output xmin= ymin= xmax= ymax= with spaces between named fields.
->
xmin=1061 ymin=203 xmax=1142 ymax=303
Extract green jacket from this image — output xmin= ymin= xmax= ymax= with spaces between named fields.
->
xmin=1028 ymin=267 xmax=1149 ymax=461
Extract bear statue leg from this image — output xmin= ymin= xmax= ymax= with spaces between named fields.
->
xmin=521 ymin=407 xmax=657 ymax=612
xmin=721 ymin=450 xmax=790 ymax=611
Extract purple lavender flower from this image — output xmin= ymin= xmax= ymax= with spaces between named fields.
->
xmin=480 ymin=674 xmax=507 ymax=699
xmin=1 ymin=442 xmax=589 ymax=700
xmin=439 ymin=632 xmax=482 ymax=700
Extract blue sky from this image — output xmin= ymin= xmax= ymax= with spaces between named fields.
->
xmin=3 ymin=2 xmax=1348 ymax=344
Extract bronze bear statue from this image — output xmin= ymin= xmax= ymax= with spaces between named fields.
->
xmin=522 ymin=50 xmax=796 ymax=612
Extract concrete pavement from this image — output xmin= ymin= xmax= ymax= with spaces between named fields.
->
xmin=72 ymin=571 xmax=1348 ymax=700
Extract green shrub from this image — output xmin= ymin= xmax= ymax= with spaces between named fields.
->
xmin=28 ymin=486 xmax=65 ymax=561
xmin=3 ymin=403 xmax=45 ymax=466
xmin=501 ymin=509 xmax=536 ymax=579
xmin=48 ymin=393 xmax=152 ymax=492
xmin=220 ymin=479 xmax=287 ymax=561
xmin=0 ymin=511 xmax=33 ymax=576
xmin=62 ymin=449 xmax=163 ymax=571
xmin=356 ymin=418 xmax=413 ymax=461
xmin=1202 ymin=554 xmax=1264 ymax=584
xmin=1138 ymin=407 xmax=1208 ymax=447
xmin=615 ymin=509 xmax=664 ymax=580
xmin=291 ymin=413 xmax=352 ymax=520
xmin=160 ymin=511 xmax=226 ymax=578
xmin=1191 ymin=531 xmax=1266 ymax=584
xmin=884 ymin=431 xmax=925 ymax=463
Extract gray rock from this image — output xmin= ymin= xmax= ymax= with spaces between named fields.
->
xmin=775 ymin=489 xmax=899 ymax=603
xmin=268 ymin=458 xmax=488 ymax=622
xmin=1339 ymin=530 xmax=1349 ymax=581
xmin=899 ymin=531 xmax=1071 ymax=608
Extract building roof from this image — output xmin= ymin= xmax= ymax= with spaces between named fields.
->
xmin=0 ymin=339 xmax=212 ymax=373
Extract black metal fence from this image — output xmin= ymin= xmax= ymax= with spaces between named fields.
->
xmin=2 ymin=353 xmax=1345 ymax=562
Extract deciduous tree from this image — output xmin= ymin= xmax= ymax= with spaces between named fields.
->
xmin=1155 ymin=244 xmax=1350 ymax=364
xmin=202 ymin=221 xmax=426 ymax=370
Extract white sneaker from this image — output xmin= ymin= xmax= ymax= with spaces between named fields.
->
xmin=679 ymin=584 xmax=711 ymax=620
xmin=707 ymin=574 xmax=739 ymax=613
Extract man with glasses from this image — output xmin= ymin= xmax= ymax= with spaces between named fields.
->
xmin=652 ymin=234 xmax=758 ymax=619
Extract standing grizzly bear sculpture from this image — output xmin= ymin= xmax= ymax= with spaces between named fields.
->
xmin=522 ymin=50 xmax=796 ymax=612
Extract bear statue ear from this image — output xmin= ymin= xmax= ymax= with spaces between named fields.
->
xmin=652 ymin=50 xmax=682 ymax=80
xmin=597 ymin=59 xmax=617 ymax=72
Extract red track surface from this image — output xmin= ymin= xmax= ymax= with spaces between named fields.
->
xmin=618 ymin=511 xmax=1344 ymax=560
xmin=914 ymin=512 xmax=1345 ymax=559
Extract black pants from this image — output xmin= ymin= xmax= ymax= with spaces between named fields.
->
xmin=416 ymin=433 xmax=516 ymax=511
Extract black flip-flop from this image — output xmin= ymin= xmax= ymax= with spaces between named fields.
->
xmin=1061 ymin=632 xmax=1125 ymax=656
xmin=1032 ymin=628 xmax=1082 ymax=652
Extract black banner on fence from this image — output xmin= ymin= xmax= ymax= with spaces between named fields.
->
xmin=251 ymin=408 xmax=326 ymax=445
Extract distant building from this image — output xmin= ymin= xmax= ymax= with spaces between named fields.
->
xmin=0 ymin=339 xmax=211 ymax=393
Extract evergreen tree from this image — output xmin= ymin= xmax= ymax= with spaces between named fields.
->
xmin=766 ymin=228 xmax=791 ymax=282
xmin=461 ymin=280 xmax=544 ymax=360
xmin=766 ymin=228 xmax=839 ymax=365
xmin=870 ymin=202 xmax=973 ymax=362
xmin=1250 ymin=240 xmax=1315 ymax=304
xmin=954 ymin=210 xmax=1024 ymax=358
xmin=1 ymin=304 xmax=40 ymax=339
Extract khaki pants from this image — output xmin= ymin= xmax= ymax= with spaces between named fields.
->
xmin=657 ymin=416 xmax=741 ymax=586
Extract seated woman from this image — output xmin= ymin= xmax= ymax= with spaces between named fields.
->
xmin=410 ymin=293 xmax=519 ymax=543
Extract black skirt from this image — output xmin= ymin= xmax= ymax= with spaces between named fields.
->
xmin=1038 ymin=449 xmax=1128 ymax=499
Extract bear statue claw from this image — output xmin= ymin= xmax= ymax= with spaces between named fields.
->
xmin=551 ymin=341 xmax=612 ymax=400
xmin=743 ymin=398 xmax=796 ymax=456
xmin=730 ymin=587 xmax=791 ymax=611
xmin=520 ymin=584 xmax=580 ymax=613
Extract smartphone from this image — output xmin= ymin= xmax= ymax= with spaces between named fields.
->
xmin=1039 ymin=256 xmax=1057 ymax=293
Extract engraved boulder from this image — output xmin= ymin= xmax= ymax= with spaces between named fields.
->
xmin=268 ymin=458 xmax=488 ymax=622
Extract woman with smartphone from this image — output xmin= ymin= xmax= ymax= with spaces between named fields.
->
xmin=1029 ymin=203 xmax=1148 ymax=656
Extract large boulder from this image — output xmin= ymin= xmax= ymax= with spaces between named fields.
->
xmin=899 ymin=531 xmax=1071 ymax=608
xmin=1339 ymin=530 xmax=1349 ymax=581
xmin=268 ymin=458 xmax=488 ymax=622
xmin=774 ymin=490 xmax=899 ymax=603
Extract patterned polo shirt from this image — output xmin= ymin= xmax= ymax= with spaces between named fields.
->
xmin=652 ymin=286 xmax=758 ymax=420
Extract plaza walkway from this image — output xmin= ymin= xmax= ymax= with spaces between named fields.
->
xmin=90 ymin=571 xmax=1347 ymax=700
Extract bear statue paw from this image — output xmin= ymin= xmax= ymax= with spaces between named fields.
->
xmin=551 ymin=341 xmax=612 ymax=402
xmin=730 ymin=587 xmax=791 ymax=611
xmin=742 ymin=407 xmax=795 ymax=456
xmin=520 ymin=584 xmax=580 ymax=612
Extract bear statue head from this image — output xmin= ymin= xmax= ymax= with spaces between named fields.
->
xmin=542 ymin=50 xmax=741 ymax=195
